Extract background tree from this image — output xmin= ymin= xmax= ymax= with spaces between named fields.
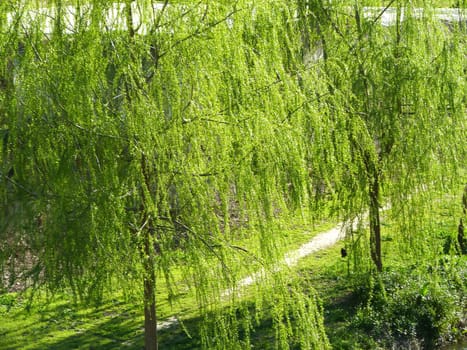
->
xmin=0 ymin=1 xmax=330 ymax=349
xmin=296 ymin=0 xmax=467 ymax=271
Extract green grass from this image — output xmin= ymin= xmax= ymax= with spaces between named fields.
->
xmin=2 ymin=243 xmax=463 ymax=349
xmin=1 ymin=191 xmax=466 ymax=349
xmin=0 ymin=294 xmax=143 ymax=349
xmin=0 ymin=215 xmax=337 ymax=350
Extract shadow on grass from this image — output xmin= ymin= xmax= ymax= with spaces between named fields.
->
xmin=1 ymin=299 xmax=139 ymax=349
xmin=0 ymin=297 xmax=207 ymax=350
xmin=0 ymin=278 xmax=362 ymax=350
xmin=41 ymin=313 xmax=205 ymax=349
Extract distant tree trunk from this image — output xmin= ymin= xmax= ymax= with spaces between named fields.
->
xmin=462 ymin=184 xmax=467 ymax=214
xmin=143 ymin=227 xmax=158 ymax=350
xmin=368 ymin=169 xmax=382 ymax=272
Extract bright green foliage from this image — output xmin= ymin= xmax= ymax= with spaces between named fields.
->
xmin=0 ymin=1 xmax=329 ymax=348
xmin=1 ymin=0 xmax=466 ymax=348
xmin=296 ymin=0 xmax=467 ymax=271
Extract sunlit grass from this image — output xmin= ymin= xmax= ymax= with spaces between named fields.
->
xmin=2 ymin=191 xmax=464 ymax=349
xmin=0 ymin=293 xmax=143 ymax=349
xmin=0 ymin=211 xmax=338 ymax=349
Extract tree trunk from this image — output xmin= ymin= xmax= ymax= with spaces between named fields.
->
xmin=124 ymin=3 xmax=157 ymax=346
xmin=143 ymin=228 xmax=158 ymax=350
xmin=369 ymin=171 xmax=382 ymax=272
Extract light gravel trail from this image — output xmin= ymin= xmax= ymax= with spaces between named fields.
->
xmin=158 ymin=222 xmax=347 ymax=330
xmin=284 ymin=225 xmax=345 ymax=266
xmin=231 ymin=224 xmax=347 ymax=293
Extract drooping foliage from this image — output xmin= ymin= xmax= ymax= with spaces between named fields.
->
xmin=0 ymin=1 xmax=330 ymax=348
xmin=296 ymin=0 xmax=467 ymax=271
xmin=1 ymin=0 xmax=466 ymax=348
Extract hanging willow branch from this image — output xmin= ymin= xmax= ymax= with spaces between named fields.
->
xmin=1 ymin=1 xmax=332 ymax=349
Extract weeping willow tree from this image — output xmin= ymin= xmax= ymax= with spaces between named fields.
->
xmin=296 ymin=0 xmax=467 ymax=271
xmin=0 ymin=1 xmax=330 ymax=349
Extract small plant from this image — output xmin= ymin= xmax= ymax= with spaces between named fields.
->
xmin=0 ymin=293 xmax=16 ymax=311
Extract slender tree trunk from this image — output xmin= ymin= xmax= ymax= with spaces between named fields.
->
xmin=143 ymin=229 xmax=158 ymax=350
xmin=140 ymin=154 xmax=158 ymax=350
xmin=355 ymin=1 xmax=381 ymax=273
xmin=125 ymin=0 xmax=135 ymax=39
xmin=369 ymin=170 xmax=382 ymax=272
xmin=123 ymin=4 xmax=158 ymax=346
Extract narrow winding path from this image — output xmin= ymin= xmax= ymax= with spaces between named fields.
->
xmin=158 ymin=222 xmax=347 ymax=330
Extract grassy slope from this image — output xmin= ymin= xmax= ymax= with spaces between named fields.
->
xmin=0 ymin=296 xmax=144 ymax=349
xmin=0 ymin=216 xmax=336 ymax=349
xmin=1 ymin=201 xmax=466 ymax=349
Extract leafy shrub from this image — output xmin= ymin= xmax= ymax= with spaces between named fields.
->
xmin=351 ymin=260 xmax=466 ymax=348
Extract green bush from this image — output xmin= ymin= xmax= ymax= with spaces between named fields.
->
xmin=351 ymin=261 xmax=466 ymax=348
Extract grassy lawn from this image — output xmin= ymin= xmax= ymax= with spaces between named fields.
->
xmin=1 ymin=201 xmax=465 ymax=349
xmin=0 ymin=214 xmax=338 ymax=349
xmin=0 ymin=295 xmax=143 ymax=349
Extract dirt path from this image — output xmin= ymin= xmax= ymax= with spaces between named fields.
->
xmin=284 ymin=224 xmax=345 ymax=266
xmin=158 ymin=222 xmax=347 ymax=330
